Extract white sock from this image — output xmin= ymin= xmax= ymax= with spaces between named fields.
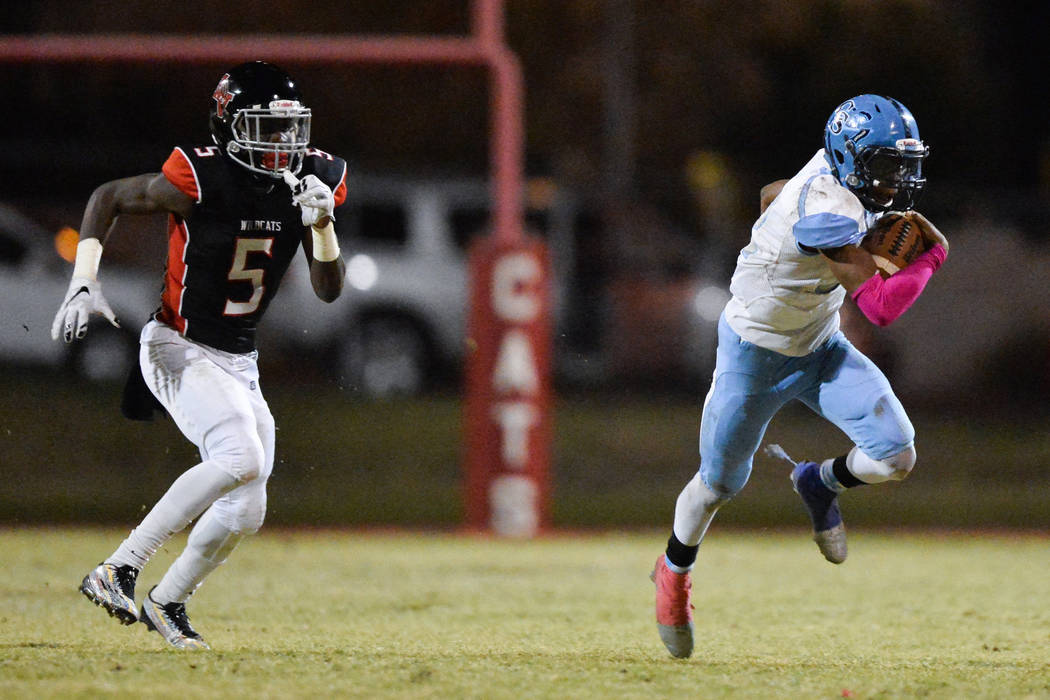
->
xmin=151 ymin=507 xmax=244 ymax=604
xmin=672 ymin=472 xmax=727 ymax=549
xmin=107 ymin=461 xmax=239 ymax=571
xmin=818 ymin=446 xmax=917 ymax=491
xmin=846 ymin=445 xmax=914 ymax=484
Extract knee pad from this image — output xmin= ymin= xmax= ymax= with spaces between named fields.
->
xmin=681 ymin=472 xmax=732 ymax=511
xmin=699 ymin=456 xmax=752 ymax=499
xmin=238 ymin=489 xmax=267 ymax=534
xmin=211 ymin=480 xmax=268 ymax=535
xmin=848 ymin=444 xmax=916 ymax=484
xmin=206 ymin=420 xmax=267 ymax=483
xmin=883 ymin=445 xmax=917 ymax=480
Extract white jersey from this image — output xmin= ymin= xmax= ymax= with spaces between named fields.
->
xmin=724 ymin=149 xmax=876 ymax=356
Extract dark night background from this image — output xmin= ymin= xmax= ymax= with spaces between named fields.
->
xmin=2 ymin=0 xmax=1049 ymax=241
xmin=1 ymin=1 xmax=1048 ymax=530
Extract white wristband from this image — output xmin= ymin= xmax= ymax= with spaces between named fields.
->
xmin=311 ymin=221 xmax=340 ymax=262
xmin=72 ymin=238 xmax=103 ymax=280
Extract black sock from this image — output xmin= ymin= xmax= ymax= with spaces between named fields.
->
xmin=831 ymin=454 xmax=865 ymax=488
xmin=665 ymin=533 xmax=699 ymax=569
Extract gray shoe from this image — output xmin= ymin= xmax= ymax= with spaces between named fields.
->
xmin=140 ymin=586 xmax=210 ymax=650
xmin=767 ymin=444 xmax=848 ymax=564
xmin=79 ymin=563 xmax=139 ymax=625
xmin=790 ymin=461 xmax=848 ymax=564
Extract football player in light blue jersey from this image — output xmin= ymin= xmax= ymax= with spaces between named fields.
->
xmin=651 ymin=95 xmax=950 ymax=658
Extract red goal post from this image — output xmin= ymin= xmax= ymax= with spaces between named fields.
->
xmin=0 ymin=0 xmax=552 ymax=537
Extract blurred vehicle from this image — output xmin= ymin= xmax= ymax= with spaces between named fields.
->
xmin=604 ymin=273 xmax=727 ymax=389
xmin=262 ymin=175 xmax=728 ymax=397
xmin=263 ymin=175 xmax=579 ymax=397
xmin=0 ymin=184 xmax=728 ymax=397
xmin=0 ymin=204 xmax=158 ymax=381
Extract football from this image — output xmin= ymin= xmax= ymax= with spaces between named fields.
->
xmin=862 ymin=213 xmax=927 ymax=276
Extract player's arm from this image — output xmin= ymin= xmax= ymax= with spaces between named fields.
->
xmin=80 ymin=173 xmax=195 ymax=242
xmin=822 ymin=218 xmax=949 ymax=327
xmin=821 ymin=245 xmax=880 ymax=295
xmin=302 ymin=224 xmax=345 ymax=303
xmin=760 ymin=179 xmax=789 ymax=213
xmin=52 ymin=174 xmax=195 ymax=342
xmin=284 ymin=171 xmax=345 ymax=303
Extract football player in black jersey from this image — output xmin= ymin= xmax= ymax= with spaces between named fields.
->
xmin=53 ymin=62 xmax=347 ymax=649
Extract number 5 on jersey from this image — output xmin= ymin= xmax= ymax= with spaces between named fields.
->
xmin=224 ymin=237 xmax=274 ymax=316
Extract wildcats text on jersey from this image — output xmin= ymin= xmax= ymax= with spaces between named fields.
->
xmin=240 ymin=220 xmax=283 ymax=232
xmin=155 ymin=143 xmax=349 ymax=353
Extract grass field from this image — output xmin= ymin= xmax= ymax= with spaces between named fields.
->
xmin=2 ymin=528 xmax=1048 ymax=699
xmin=4 ymin=367 xmax=1050 ymax=531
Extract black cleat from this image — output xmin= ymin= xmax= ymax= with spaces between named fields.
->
xmin=140 ymin=586 xmax=210 ymax=650
xmin=79 ymin=562 xmax=139 ymax=624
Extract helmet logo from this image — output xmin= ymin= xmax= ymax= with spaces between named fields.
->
xmin=210 ymin=63 xmax=311 ymax=179
xmin=828 ymin=100 xmax=854 ymax=135
xmin=212 ymin=74 xmax=234 ymax=118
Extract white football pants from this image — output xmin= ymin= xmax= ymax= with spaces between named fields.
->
xmin=109 ymin=320 xmax=275 ymax=603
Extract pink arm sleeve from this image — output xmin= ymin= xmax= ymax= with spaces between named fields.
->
xmin=851 ymin=244 xmax=947 ymax=326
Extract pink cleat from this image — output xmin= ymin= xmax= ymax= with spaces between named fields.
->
xmin=651 ymin=554 xmax=694 ymax=658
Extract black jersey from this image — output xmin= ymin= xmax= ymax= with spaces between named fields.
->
xmin=156 ymin=145 xmax=347 ymax=353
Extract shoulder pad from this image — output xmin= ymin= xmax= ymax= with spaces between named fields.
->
xmin=792 ymin=213 xmax=864 ymax=250
xmin=162 ymin=147 xmax=201 ymax=203
xmin=163 ymin=145 xmax=229 ymax=205
xmin=792 ymin=173 xmax=865 ymax=250
xmin=796 ymin=173 xmax=859 ymax=214
xmin=301 ymin=148 xmax=348 ymax=207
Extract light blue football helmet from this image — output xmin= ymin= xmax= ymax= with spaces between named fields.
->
xmin=823 ymin=95 xmax=928 ymax=212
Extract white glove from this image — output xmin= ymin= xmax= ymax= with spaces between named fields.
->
xmin=51 ymin=276 xmax=119 ymax=343
xmin=284 ymin=172 xmax=335 ymax=227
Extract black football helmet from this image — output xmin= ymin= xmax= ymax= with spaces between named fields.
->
xmin=209 ymin=61 xmax=311 ymax=178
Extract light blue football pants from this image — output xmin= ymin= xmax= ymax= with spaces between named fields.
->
xmin=698 ymin=314 xmax=915 ymax=497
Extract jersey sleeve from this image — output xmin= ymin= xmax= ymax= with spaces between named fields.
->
xmin=791 ymin=174 xmax=866 ymax=249
xmin=161 ymin=147 xmax=202 ymax=203
xmin=332 ymin=165 xmax=347 ymax=208
xmin=302 ymin=148 xmax=348 ymax=208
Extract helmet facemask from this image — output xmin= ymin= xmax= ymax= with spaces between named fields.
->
xmin=225 ymin=100 xmax=311 ymax=178
xmin=847 ymin=138 xmax=928 ymax=212
xmin=824 ymin=95 xmax=928 ymax=213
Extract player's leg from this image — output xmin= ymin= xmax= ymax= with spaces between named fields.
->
xmin=80 ymin=335 xmax=238 ymax=621
xmin=108 ymin=337 xmax=265 ymax=567
xmin=143 ymin=360 xmax=275 ymax=648
xmin=150 ymin=395 xmax=273 ymax=605
xmin=791 ymin=333 xmax=915 ymax=562
xmin=137 ymin=505 xmax=230 ymax=650
xmin=669 ymin=318 xmax=791 ymax=565
xmin=669 ymin=374 xmax=784 ymax=559
xmin=806 ymin=334 xmax=915 ymax=484
xmin=79 ymin=450 xmax=240 ymax=624
xmin=654 ymin=317 xmax=789 ymax=658
xmin=82 ymin=326 xmax=264 ymax=624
